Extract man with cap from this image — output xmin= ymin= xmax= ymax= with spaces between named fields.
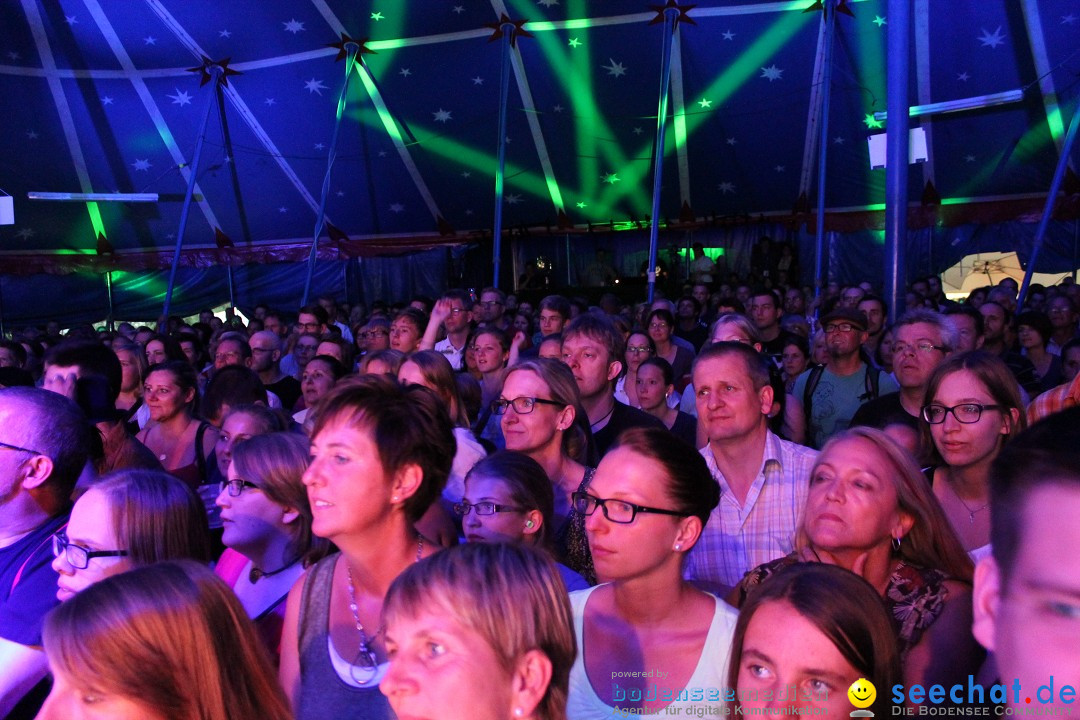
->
xmin=784 ymin=306 xmax=899 ymax=449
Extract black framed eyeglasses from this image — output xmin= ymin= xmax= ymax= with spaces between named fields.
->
xmin=571 ymin=491 xmax=687 ymax=524
xmin=490 ymin=396 xmax=565 ymax=415
xmin=52 ymin=531 xmax=128 ymax=570
xmin=893 ymin=341 xmax=948 ymax=356
xmin=921 ymin=403 xmax=1002 ymax=424
xmin=0 ymin=439 xmax=44 ymax=456
xmin=453 ymin=501 xmax=527 ymax=517
xmin=222 ymin=479 xmax=261 ymax=497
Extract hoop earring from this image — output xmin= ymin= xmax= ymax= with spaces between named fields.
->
xmin=891 ymin=535 xmax=902 ymax=552
xmin=525 ymin=520 xmax=535 ymax=528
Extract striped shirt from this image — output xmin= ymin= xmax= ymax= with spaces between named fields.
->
xmin=685 ymin=431 xmax=818 ymax=589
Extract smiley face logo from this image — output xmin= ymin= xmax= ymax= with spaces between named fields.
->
xmin=848 ymin=678 xmax=876 ymax=709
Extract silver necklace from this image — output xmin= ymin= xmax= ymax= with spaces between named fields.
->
xmin=344 ymin=534 xmax=424 ymax=684
xmin=946 ymin=480 xmax=989 ymax=523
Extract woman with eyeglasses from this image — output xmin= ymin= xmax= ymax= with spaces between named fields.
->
xmin=497 ymin=359 xmax=597 ymax=583
xmin=355 ymin=318 xmax=391 ymax=359
xmin=137 ymin=361 xmax=220 ymax=490
xmin=920 ymin=351 xmax=1024 ymax=562
xmin=646 ymin=309 xmax=694 ymax=385
xmin=279 ymin=375 xmax=455 ymax=719
xmin=457 ymin=451 xmax=588 ymax=590
xmin=39 ymin=561 xmax=292 ymax=720
xmin=214 ymin=433 xmax=330 ymax=663
xmin=567 ymin=427 xmax=733 ymax=718
xmin=732 ymin=427 xmax=982 ymax=690
xmin=52 ymin=470 xmax=211 ymax=602
xmin=615 ymin=330 xmax=653 ymax=408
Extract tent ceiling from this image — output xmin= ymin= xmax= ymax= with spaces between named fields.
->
xmin=0 ymin=0 xmax=1078 ymax=273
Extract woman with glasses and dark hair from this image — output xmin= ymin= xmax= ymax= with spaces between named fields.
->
xmin=52 ymin=470 xmax=211 ymax=602
xmin=567 ymin=426 xmax=732 ymax=718
xmin=615 ymin=330 xmax=653 ymax=408
xmin=496 ymin=359 xmax=597 ymax=582
xmin=457 ymin=451 xmax=588 ymax=590
xmin=646 ymin=309 xmax=694 ymax=385
xmin=38 ymin=561 xmax=292 ymax=720
xmin=920 ymin=351 xmax=1024 ymax=562
xmin=214 ymin=432 xmax=330 ymax=663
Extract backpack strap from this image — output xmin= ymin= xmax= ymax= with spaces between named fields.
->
xmin=802 ymin=364 xmax=825 ymax=433
xmin=861 ymin=365 xmax=881 ymax=402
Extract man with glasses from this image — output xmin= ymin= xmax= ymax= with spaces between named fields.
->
xmin=686 ymin=342 xmax=817 ymax=592
xmin=851 ymin=309 xmax=957 ymax=433
xmin=419 ymin=289 xmax=474 ymax=370
xmin=474 ymin=287 xmax=510 ymax=331
xmin=249 ymin=330 xmax=301 ymax=410
xmin=785 ymin=308 xmax=898 ymax=449
xmin=0 ymin=387 xmax=94 ymax=717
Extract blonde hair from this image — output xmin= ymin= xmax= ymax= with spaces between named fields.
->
xmin=230 ymin=432 xmax=331 ymax=566
xmin=383 ymin=543 xmax=575 ymax=720
xmin=43 ymin=561 xmax=292 ymax=720
xmin=504 ymin=359 xmax=593 ymax=464
xmin=799 ymin=426 xmax=974 ymax=582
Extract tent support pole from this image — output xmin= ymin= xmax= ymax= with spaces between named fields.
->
xmin=884 ymin=0 xmax=911 ymax=325
xmin=492 ymin=25 xmax=514 ymax=289
xmin=646 ymin=6 xmax=680 ymax=305
xmin=812 ymin=0 xmax=838 ymax=315
xmin=105 ymin=271 xmax=114 ymax=331
xmin=302 ymin=43 xmax=359 ymax=307
xmin=162 ymin=66 xmax=222 ymax=328
xmin=1018 ymin=99 xmax=1080 ymax=308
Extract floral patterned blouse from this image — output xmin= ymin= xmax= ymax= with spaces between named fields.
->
xmin=734 ymin=553 xmax=949 ymax=657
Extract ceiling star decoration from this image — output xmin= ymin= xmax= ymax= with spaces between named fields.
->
xmin=873 ymin=15 xmax=886 ymax=27
xmin=978 ymin=26 xmax=1005 ymax=48
xmin=698 ymin=98 xmax=712 ymax=108
xmin=864 ymin=113 xmax=883 ymax=129
xmin=648 ymin=1 xmax=696 ymax=29
xmin=576 ymin=201 xmax=587 ymax=208
xmin=760 ymin=64 xmax=783 ymax=81
xmin=484 ymin=14 xmax=533 ymax=48
xmin=328 ymin=33 xmax=375 ymax=63
xmin=602 ymin=172 xmax=620 ymax=184
xmin=602 ymin=58 xmax=627 ymax=77
xmin=186 ymin=56 xmax=242 ymax=87
xmin=568 ymin=37 xmax=581 ymax=48
xmin=370 ymin=12 xmax=384 ymax=21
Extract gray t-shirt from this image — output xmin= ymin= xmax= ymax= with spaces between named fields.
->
xmin=792 ymin=364 xmax=899 ymax=449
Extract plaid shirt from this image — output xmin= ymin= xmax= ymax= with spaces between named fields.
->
xmin=1027 ymin=371 xmax=1080 ymax=426
xmin=685 ymin=431 xmax=818 ymax=589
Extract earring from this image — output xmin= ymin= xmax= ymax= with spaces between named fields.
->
xmin=891 ymin=535 xmax=902 ymax=552
xmin=674 ymin=543 xmax=682 ymax=551
xmin=525 ymin=520 xmax=535 ymax=528
xmin=392 ymin=495 xmax=399 ymax=502
xmin=514 ymin=709 xmax=524 ymax=718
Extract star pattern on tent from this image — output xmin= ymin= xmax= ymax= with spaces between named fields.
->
xmin=65 ymin=15 xmax=77 ymax=24
xmin=775 ymin=165 xmax=785 ymax=173
xmin=168 ymin=89 xmax=192 ymax=106
xmin=14 ymin=228 xmax=35 ymax=240
xmin=506 ymin=194 xmax=522 ymax=204
xmin=602 ymin=172 xmax=620 ymax=184
xmin=452 ymin=5 xmax=464 ymax=14
xmin=278 ymin=206 xmax=287 ymax=213
xmin=283 ymin=19 xmax=305 ymax=34
xmin=965 ymin=154 xmax=976 ymax=162
xmin=569 ymin=37 xmax=582 ymax=48
xmin=603 ymin=59 xmax=627 ymax=77
xmin=552 ymin=104 xmax=564 ymax=113
xmin=1063 ymin=14 xmax=1077 ymax=24
xmin=390 ymin=203 xmax=404 ymax=212
xmin=833 ymin=136 xmax=845 ymax=144
xmin=131 ymin=158 xmax=152 ymax=171
xmin=336 ymin=190 xmax=345 ymax=197
xmin=434 ymin=108 xmax=452 ymax=122
xmin=219 ymin=29 xmax=231 ymax=38
xmin=7 ymin=51 xmax=21 ymax=61
xmin=718 ymin=182 xmax=735 ymax=194
xmin=484 ymin=14 xmax=533 ymax=47
xmin=264 ymin=98 xmax=276 ymax=106
xmin=314 ymin=142 xmax=325 ymax=150
xmin=726 ymin=137 xmax=736 ymax=145
xmin=576 ymin=201 xmax=587 ymax=208
xmin=957 ymin=71 xmax=970 ymax=81
xmin=538 ymin=0 xmax=559 ymax=7
xmin=761 ymin=64 xmax=783 ymax=81
xmin=872 ymin=15 xmax=886 ymax=27
xmin=633 ymin=127 xmax=644 ymax=135
xmin=378 ymin=150 xmax=388 ymax=157
xmin=102 ymin=96 xmax=114 ymax=105
xmin=978 ymin=27 xmax=1005 ymax=48
xmin=722 ymin=30 xmax=735 ymax=40
xmin=26 ymin=130 xmax=38 ymax=139
xmin=472 ymin=76 xmax=484 ymax=85
xmin=371 ymin=12 xmax=384 ymax=21
xmin=698 ymin=98 xmax=712 ymax=108
xmin=304 ymin=78 xmax=327 ymax=94
xmin=400 ymin=68 xmax=412 ymax=76
xmin=144 ymin=36 xmax=157 ymax=45
xmin=465 ymin=209 xmax=474 ymax=215
xmin=461 ymin=171 xmax=471 ymax=178
xmin=864 ymin=113 xmax=883 ymax=129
